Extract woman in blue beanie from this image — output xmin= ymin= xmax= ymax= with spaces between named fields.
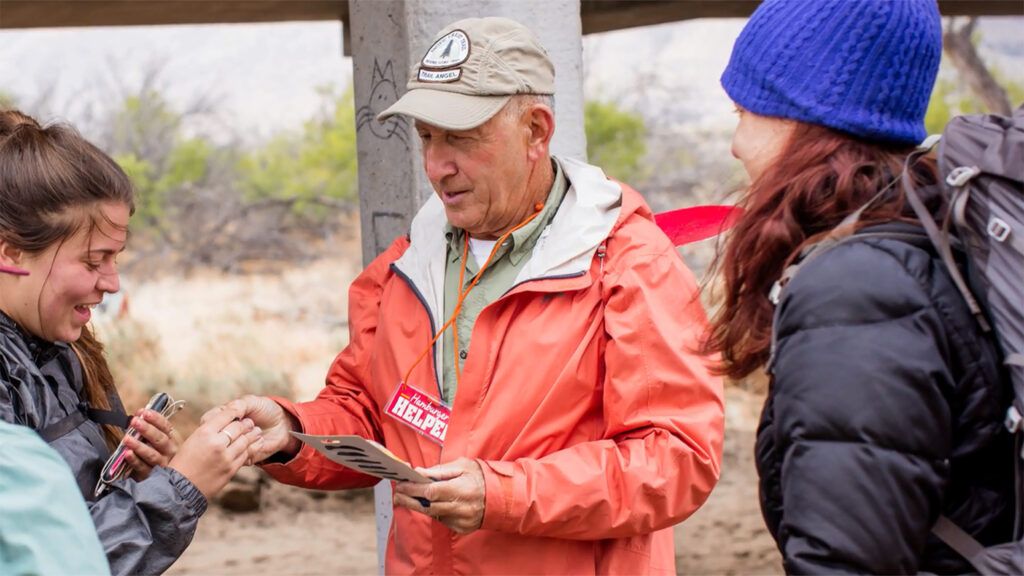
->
xmin=704 ymin=0 xmax=1015 ymax=573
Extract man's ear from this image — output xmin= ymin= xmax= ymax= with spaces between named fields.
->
xmin=0 ymin=239 xmax=24 ymax=267
xmin=525 ymin=104 xmax=555 ymax=162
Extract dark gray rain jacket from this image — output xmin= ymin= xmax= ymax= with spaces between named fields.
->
xmin=0 ymin=312 xmax=206 ymax=575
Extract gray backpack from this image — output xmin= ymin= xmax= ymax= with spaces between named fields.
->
xmin=906 ymin=106 xmax=1024 ymax=574
xmin=769 ymin=106 xmax=1023 ymax=573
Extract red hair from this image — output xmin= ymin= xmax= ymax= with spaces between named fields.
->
xmin=703 ymin=122 xmax=938 ymax=379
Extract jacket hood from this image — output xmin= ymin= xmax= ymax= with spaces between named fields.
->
xmin=393 ymin=156 xmax=626 ymax=384
xmin=394 ymin=155 xmax=625 ymax=327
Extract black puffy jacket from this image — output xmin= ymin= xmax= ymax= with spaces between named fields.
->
xmin=757 ymin=223 xmax=1015 ymax=574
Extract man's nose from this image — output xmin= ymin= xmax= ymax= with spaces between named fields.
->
xmin=423 ymin=143 xmax=457 ymax=183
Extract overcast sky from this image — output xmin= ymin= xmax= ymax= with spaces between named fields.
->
xmin=1 ymin=17 xmax=1020 ymax=142
xmin=0 ymin=21 xmax=350 ymax=140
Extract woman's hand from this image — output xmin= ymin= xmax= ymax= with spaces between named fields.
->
xmin=168 ymin=407 xmax=263 ymax=499
xmin=124 ymin=409 xmax=179 ymax=481
xmin=202 ymin=395 xmax=300 ymax=464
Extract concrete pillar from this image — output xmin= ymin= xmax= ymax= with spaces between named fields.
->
xmin=347 ymin=0 xmax=585 ymax=571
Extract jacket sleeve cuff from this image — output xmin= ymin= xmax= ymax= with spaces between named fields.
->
xmin=478 ymin=459 xmax=523 ymax=533
xmin=258 ymin=396 xmax=317 ymax=482
xmin=163 ymin=466 xmax=208 ymax=517
xmin=260 ymin=395 xmax=307 ymax=465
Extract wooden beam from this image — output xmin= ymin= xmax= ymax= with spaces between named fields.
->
xmin=581 ymin=0 xmax=1024 ymax=34
xmin=1 ymin=0 xmax=1019 ymax=31
xmin=0 ymin=1 xmax=349 ymax=29
xmin=582 ymin=1 xmax=754 ymax=34
xmin=938 ymin=0 xmax=1024 ymax=18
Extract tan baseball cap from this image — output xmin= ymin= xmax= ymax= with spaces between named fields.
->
xmin=377 ymin=17 xmax=555 ymax=131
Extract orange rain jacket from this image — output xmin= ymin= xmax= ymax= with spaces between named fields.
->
xmin=263 ymin=157 xmax=724 ymax=574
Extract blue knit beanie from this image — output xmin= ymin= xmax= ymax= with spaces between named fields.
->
xmin=722 ymin=0 xmax=942 ymax=145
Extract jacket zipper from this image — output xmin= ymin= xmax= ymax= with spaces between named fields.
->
xmin=394 ymin=254 xmax=599 ymax=469
xmin=389 ymin=263 xmax=444 ymax=399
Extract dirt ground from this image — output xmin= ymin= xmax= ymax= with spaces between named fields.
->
xmin=167 ymin=485 xmax=380 ymax=575
xmin=674 ymin=388 xmax=783 ymax=575
xmin=166 ymin=388 xmax=782 ymax=576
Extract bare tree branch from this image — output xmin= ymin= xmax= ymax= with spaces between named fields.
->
xmin=943 ymin=17 xmax=1012 ymax=116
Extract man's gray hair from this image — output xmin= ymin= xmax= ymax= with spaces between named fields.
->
xmin=501 ymin=94 xmax=555 ymax=122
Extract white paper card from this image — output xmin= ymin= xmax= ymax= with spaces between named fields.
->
xmin=291 ymin=432 xmax=430 ymax=483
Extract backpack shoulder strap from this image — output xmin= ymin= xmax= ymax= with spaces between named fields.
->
xmin=36 ymin=409 xmax=88 ymax=443
xmin=86 ymin=406 xmax=131 ymax=429
xmin=902 ymin=149 xmax=992 ymax=332
xmin=932 ymin=515 xmax=988 ymax=566
xmin=36 ymin=402 xmax=130 ymax=444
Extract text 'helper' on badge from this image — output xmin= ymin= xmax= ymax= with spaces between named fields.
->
xmin=385 ymin=382 xmax=450 ymax=445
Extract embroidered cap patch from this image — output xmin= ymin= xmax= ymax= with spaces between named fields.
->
xmin=418 ymin=30 xmax=470 ymax=83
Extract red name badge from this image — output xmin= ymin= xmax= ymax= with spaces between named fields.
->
xmin=385 ymin=382 xmax=450 ymax=445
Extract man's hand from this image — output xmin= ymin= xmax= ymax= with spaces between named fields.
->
xmin=393 ymin=457 xmax=486 ymax=534
xmin=201 ymin=395 xmax=300 ymax=463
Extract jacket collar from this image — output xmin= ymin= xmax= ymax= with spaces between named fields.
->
xmin=393 ymin=155 xmax=623 ymax=327
xmin=0 ymin=310 xmax=66 ymax=366
xmin=514 ymin=156 xmax=622 ymax=284
xmin=0 ymin=309 xmax=18 ymax=333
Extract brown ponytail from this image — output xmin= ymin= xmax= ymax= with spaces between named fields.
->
xmin=70 ymin=327 xmax=124 ymax=450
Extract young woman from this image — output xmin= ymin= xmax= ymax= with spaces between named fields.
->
xmin=0 ymin=109 xmax=263 ymax=575
xmin=706 ymin=1 xmax=1014 ymax=573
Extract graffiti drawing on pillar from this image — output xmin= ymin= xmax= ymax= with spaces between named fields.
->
xmin=372 ymin=211 xmax=407 ymax=256
xmin=356 ymin=59 xmax=410 ymax=150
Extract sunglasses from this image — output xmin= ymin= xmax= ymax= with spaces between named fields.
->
xmin=94 ymin=392 xmax=186 ymax=498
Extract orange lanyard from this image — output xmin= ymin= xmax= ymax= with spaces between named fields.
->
xmin=402 ymin=203 xmax=545 ymax=391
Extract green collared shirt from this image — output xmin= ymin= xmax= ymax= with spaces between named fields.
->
xmin=440 ymin=160 xmax=568 ymax=404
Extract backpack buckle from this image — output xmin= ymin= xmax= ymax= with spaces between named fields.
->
xmin=917 ymin=134 xmax=942 ymax=151
xmin=945 ymin=166 xmax=980 ymax=187
xmin=768 ymin=279 xmax=785 ymax=305
xmin=987 ymin=217 xmax=1011 ymax=242
xmin=1007 ymin=405 xmax=1022 ymax=434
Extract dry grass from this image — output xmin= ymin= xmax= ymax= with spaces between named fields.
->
xmin=95 ymin=240 xmax=361 ymax=432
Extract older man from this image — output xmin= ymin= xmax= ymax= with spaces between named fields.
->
xmin=222 ymin=17 xmax=723 ymax=574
